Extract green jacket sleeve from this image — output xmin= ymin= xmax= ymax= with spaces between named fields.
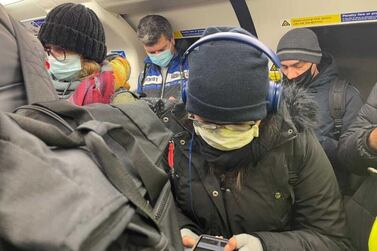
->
xmin=255 ymin=130 xmax=354 ymax=251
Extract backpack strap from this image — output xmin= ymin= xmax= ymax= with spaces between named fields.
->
xmin=79 ymin=123 xmax=159 ymax=226
xmin=113 ymin=88 xmax=140 ymax=100
xmin=105 ymin=53 xmax=121 ymax=62
xmin=329 ymin=79 xmax=349 ymax=139
xmin=24 ymin=100 xmax=172 ymax=204
xmin=11 ymin=114 xmax=162 ymax=229
xmin=138 ymin=63 xmax=150 ymax=97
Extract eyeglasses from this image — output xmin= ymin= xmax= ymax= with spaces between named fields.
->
xmin=44 ymin=45 xmax=66 ymax=62
xmin=188 ymin=113 xmax=256 ymax=130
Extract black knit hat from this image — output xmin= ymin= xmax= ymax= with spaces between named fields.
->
xmin=186 ymin=27 xmax=269 ymax=123
xmin=38 ymin=3 xmax=106 ymax=63
xmin=277 ymin=28 xmax=322 ymax=64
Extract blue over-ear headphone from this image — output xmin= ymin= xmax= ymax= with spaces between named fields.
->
xmin=181 ymin=31 xmax=283 ymax=114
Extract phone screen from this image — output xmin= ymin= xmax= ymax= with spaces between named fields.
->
xmin=193 ymin=235 xmax=228 ymax=251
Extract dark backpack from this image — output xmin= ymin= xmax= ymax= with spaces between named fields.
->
xmin=329 ymin=78 xmax=349 ymax=140
xmin=328 ymin=79 xmax=366 ymax=195
xmin=0 ymin=100 xmax=183 ymax=251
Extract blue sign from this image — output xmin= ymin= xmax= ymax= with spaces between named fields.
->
xmin=341 ymin=11 xmax=377 ymax=22
xmin=181 ymin=28 xmax=205 ymax=37
xmin=110 ymin=50 xmax=126 ymax=58
xmin=32 ymin=18 xmax=45 ymax=27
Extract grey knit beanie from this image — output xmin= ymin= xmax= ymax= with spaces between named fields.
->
xmin=186 ymin=26 xmax=269 ymax=123
xmin=38 ymin=3 xmax=107 ymax=63
xmin=277 ymin=28 xmax=322 ymax=64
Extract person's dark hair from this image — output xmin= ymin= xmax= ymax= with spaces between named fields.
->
xmin=137 ymin=15 xmax=173 ymax=46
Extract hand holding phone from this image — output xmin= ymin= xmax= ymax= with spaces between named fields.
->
xmin=193 ymin=235 xmax=228 ymax=251
xmin=224 ymin=234 xmax=263 ymax=251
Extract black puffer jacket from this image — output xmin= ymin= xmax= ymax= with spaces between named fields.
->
xmin=298 ymin=53 xmax=363 ymax=192
xmin=166 ymin=86 xmax=353 ymax=250
xmin=338 ymin=83 xmax=377 ymax=175
xmin=337 ymin=83 xmax=377 ymax=251
xmin=0 ymin=5 xmax=57 ymax=112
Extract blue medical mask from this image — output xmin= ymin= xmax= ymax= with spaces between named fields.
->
xmin=148 ymin=49 xmax=174 ymax=68
xmin=48 ymin=54 xmax=82 ymax=81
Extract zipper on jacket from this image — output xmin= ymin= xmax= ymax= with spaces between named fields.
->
xmin=168 ymin=140 xmax=175 ymax=171
xmin=219 ymin=174 xmax=226 ymax=191
xmin=160 ymin=67 xmax=169 ymax=99
xmin=154 ymin=184 xmax=171 ymax=222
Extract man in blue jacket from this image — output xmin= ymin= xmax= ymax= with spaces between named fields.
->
xmin=136 ymin=15 xmax=188 ymax=100
xmin=277 ymin=28 xmax=363 ymax=195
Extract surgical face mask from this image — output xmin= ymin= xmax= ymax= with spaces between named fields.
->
xmin=147 ymin=49 xmax=174 ymax=68
xmin=284 ymin=64 xmax=314 ymax=87
xmin=48 ymin=54 xmax=82 ymax=81
xmin=193 ymin=121 xmax=260 ymax=151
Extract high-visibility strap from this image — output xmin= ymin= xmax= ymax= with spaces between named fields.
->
xmin=369 ymin=217 xmax=377 ymax=251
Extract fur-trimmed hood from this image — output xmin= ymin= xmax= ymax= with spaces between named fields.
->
xmin=259 ymin=83 xmax=319 ymax=150
xmin=280 ymin=83 xmax=319 ymax=132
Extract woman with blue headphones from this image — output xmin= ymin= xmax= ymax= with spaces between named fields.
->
xmin=167 ymin=27 xmax=353 ymax=250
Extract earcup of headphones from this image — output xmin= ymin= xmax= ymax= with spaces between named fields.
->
xmin=267 ymin=81 xmax=283 ymax=113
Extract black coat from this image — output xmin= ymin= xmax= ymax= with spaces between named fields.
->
xmin=293 ymin=53 xmax=363 ymax=193
xmin=337 ymin=83 xmax=377 ymax=251
xmin=308 ymin=53 xmax=362 ymax=143
xmin=166 ymin=86 xmax=353 ymax=250
xmin=338 ymin=82 xmax=377 ymax=175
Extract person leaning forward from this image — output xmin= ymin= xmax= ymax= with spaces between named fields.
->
xmin=338 ymin=83 xmax=377 ymax=251
xmin=136 ymin=15 xmax=188 ymax=100
xmin=38 ymin=3 xmax=132 ymax=105
xmin=277 ymin=28 xmax=363 ymax=195
xmin=165 ymin=26 xmax=354 ymax=251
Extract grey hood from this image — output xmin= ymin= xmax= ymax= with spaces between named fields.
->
xmin=307 ymin=52 xmax=338 ymax=89
xmin=0 ymin=5 xmax=57 ymax=112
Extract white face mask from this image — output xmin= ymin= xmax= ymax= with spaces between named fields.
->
xmin=48 ymin=54 xmax=82 ymax=81
xmin=193 ymin=120 xmax=260 ymax=151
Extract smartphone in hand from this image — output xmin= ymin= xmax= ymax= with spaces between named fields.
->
xmin=193 ymin=235 xmax=228 ymax=251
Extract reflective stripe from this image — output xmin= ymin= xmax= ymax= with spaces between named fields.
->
xmin=143 ymin=75 xmax=163 ymax=86
xmin=369 ymin=217 xmax=377 ymax=251
xmin=277 ymin=50 xmax=322 ymax=57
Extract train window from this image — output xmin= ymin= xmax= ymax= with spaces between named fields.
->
xmin=310 ymin=23 xmax=377 ymax=100
xmin=175 ymin=37 xmax=200 ymax=55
